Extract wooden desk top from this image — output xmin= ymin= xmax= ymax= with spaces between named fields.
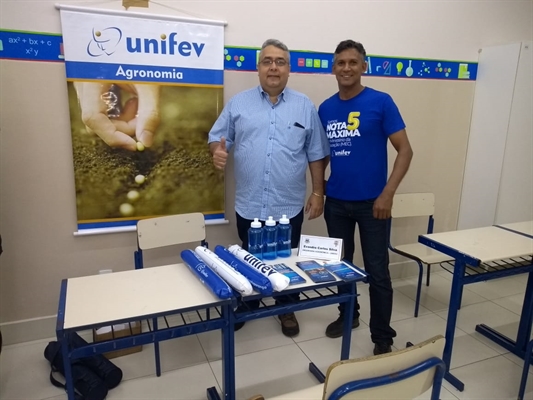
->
xmin=496 ymin=221 xmax=533 ymax=237
xmin=241 ymin=250 xmax=366 ymax=299
xmin=420 ymin=226 xmax=533 ymax=264
xmin=62 ymin=249 xmax=367 ymax=329
xmin=63 ymin=264 xmax=226 ymax=330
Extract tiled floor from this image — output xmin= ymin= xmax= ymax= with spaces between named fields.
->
xmin=1 ymin=270 xmax=532 ymax=399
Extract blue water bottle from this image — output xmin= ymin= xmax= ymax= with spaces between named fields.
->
xmin=263 ymin=216 xmax=278 ymax=260
xmin=277 ymin=214 xmax=292 ymax=258
xmin=248 ymin=218 xmax=263 ymax=260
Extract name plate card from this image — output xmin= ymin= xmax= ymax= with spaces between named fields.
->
xmin=298 ymin=235 xmax=343 ymax=261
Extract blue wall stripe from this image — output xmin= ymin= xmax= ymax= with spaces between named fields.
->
xmin=1 ymin=30 xmax=477 ymax=80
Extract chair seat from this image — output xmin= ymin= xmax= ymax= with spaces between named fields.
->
xmin=394 ymin=243 xmax=452 ymax=264
xmin=268 ymin=384 xmax=324 ymax=399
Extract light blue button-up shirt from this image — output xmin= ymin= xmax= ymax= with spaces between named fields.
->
xmin=208 ymin=86 xmax=329 ymax=221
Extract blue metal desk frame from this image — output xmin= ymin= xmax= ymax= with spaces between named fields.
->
xmin=494 ymin=223 xmax=533 ymax=400
xmin=206 ymin=266 xmax=368 ymax=399
xmin=56 ymin=279 xmax=234 ymax=400
xmin=57 ymin=267 xmax=367 ymax=400
xmin=239 ymin=279 xmax=362 ymax=383
xmin=418 ymin=233 xmax=533 ymax=392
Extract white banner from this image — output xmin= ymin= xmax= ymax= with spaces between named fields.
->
xmin=59 ymin=7 xmax=226 ymax=231
xmin=60 ymin=9 xmax=224 ymax=85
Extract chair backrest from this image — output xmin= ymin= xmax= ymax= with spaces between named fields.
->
xmin=392 ymin=193 xmax=435 ymax=218
xmin=137 ymin=213 xmax=206 ymax=250
xmin=322 ymin=335 xmax=445 ymax=400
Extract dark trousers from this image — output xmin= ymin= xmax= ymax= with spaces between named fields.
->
xmin=324 ymin=197 xmax=396 ymax=345
xmin=236 ymin=209 xmax=304 ymax=306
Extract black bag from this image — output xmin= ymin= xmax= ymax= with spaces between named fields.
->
xmin=44 ymin=332 xmax=123 ymax=400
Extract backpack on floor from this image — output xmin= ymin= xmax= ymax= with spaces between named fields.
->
xmin=44 ymin=332 xmax=123 ymax=400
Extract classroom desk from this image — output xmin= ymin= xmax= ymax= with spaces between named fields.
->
xmin=495 ymin=221 xmax=533 ymax=399
xmin=221 ymin=251 xmax=368 ymax=390
xmin=56 ymin=264 xmax=233 ymax=400
xmin=419 ymin=226 xmax=533 ymax=391
xmin=496 ymin=220 xmax=533 ymax=238
xmin=57 ymin=252 xmax=367 ymax=400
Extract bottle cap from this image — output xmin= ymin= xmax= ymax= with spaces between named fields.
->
xmin=265 ymin=216 xmax=276 ymax=226
xmin=279 ymin=214 xmax=290 ymax=224
xmin=250 ymin=218 xmax=262 ymax=228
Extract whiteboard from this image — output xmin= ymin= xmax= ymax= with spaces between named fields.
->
xmin=457 ymin=43 xmax=522 ymax=229
xmin=495 ymin=42 xmax=533 ymax=224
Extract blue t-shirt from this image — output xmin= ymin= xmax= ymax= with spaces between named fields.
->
xmin=318 ymin=87 xmax=405 ymax=201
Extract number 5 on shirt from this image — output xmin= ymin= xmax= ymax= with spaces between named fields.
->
xmin=347 ymin=111 xmax=360 ymax=130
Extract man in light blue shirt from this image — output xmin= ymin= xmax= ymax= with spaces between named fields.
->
xmin=208 ymin=39 xmax=329 ymax=337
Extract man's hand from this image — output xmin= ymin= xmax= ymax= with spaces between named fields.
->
xmin=373 ymin=191 xmax=393 ymax=219
xmin=305 ymin=193 xmax=324 ymax=220
xmin=211 ymin=137 xmax=228 ymax=170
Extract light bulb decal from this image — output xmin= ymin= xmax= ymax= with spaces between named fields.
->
xmin=396 ymin=61 xmax=404 ymax=75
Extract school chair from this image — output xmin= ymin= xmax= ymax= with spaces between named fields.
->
xmin=248 ymin=335 xmax=446 ymax=400
xmin=388 ymin=193 xmax=452 ymax=317
xmin=134 ymin=212 xmax=207 ymax=270
xmin=134 ymin=212 xmax=207 ymax=376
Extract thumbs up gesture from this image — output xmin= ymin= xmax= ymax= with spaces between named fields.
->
xmin=211 ymin=136 xmax=229 ymax=170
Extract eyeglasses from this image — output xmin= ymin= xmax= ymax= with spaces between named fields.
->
xmin=259 ymin=58 xmax=288 ymax=67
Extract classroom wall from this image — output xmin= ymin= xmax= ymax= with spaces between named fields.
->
xmin=1 ymin=0 xmax=532 ymax=344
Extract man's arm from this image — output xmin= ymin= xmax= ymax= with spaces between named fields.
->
xmin=373 ymin=129 xmax=413 ymax=219
xmin=305 ymin=158 xmax=327 ymax=220
xmin=208 ymin=103 xmax=233 ymax=170
xmin=323 ymin=155 xmax=330 ymax=190
xmin=305 ymin=102 xmax=330 ymax=219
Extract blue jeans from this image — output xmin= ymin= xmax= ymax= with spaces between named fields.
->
xmin=324 ymin=197 xmax=396 ymax=345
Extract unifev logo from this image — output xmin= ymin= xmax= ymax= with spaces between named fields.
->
xmin=242 ymin=254 xmax=277 ymax=276
xmin=87 ymin=27 xmax=122 ymax=57
xmin=333 ymin=149 xmax=351 ymax=156
xmin=87 ymin=27 xmax=206 ymax=58
xmin=195 ymin=263 xmax=209 ymax=278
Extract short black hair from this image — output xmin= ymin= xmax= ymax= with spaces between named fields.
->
xmin=334 ymin=40 xmax=366 ymax=58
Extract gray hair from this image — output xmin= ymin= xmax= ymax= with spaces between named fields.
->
xmin=258 ymin=39 xmax=291 ymax=63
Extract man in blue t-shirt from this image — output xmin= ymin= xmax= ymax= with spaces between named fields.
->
xmin=318 ymin=40 xmax=413 ymax=355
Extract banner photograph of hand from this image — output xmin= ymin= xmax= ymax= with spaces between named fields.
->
xmin=68 ymin=82 xmax=224 ymax=222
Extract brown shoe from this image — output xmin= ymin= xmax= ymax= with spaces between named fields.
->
xmin=279 ymin=313 xmax=300 ymax=337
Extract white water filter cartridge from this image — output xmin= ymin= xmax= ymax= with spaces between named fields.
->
xmin=194 ymin=246 xmax=253 ymax=296
xmin=227 ymin=245 xmax=290 ymax=292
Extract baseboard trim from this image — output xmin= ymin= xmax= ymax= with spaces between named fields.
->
xmin=0 ymin=315 xmax=57 ymax=345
